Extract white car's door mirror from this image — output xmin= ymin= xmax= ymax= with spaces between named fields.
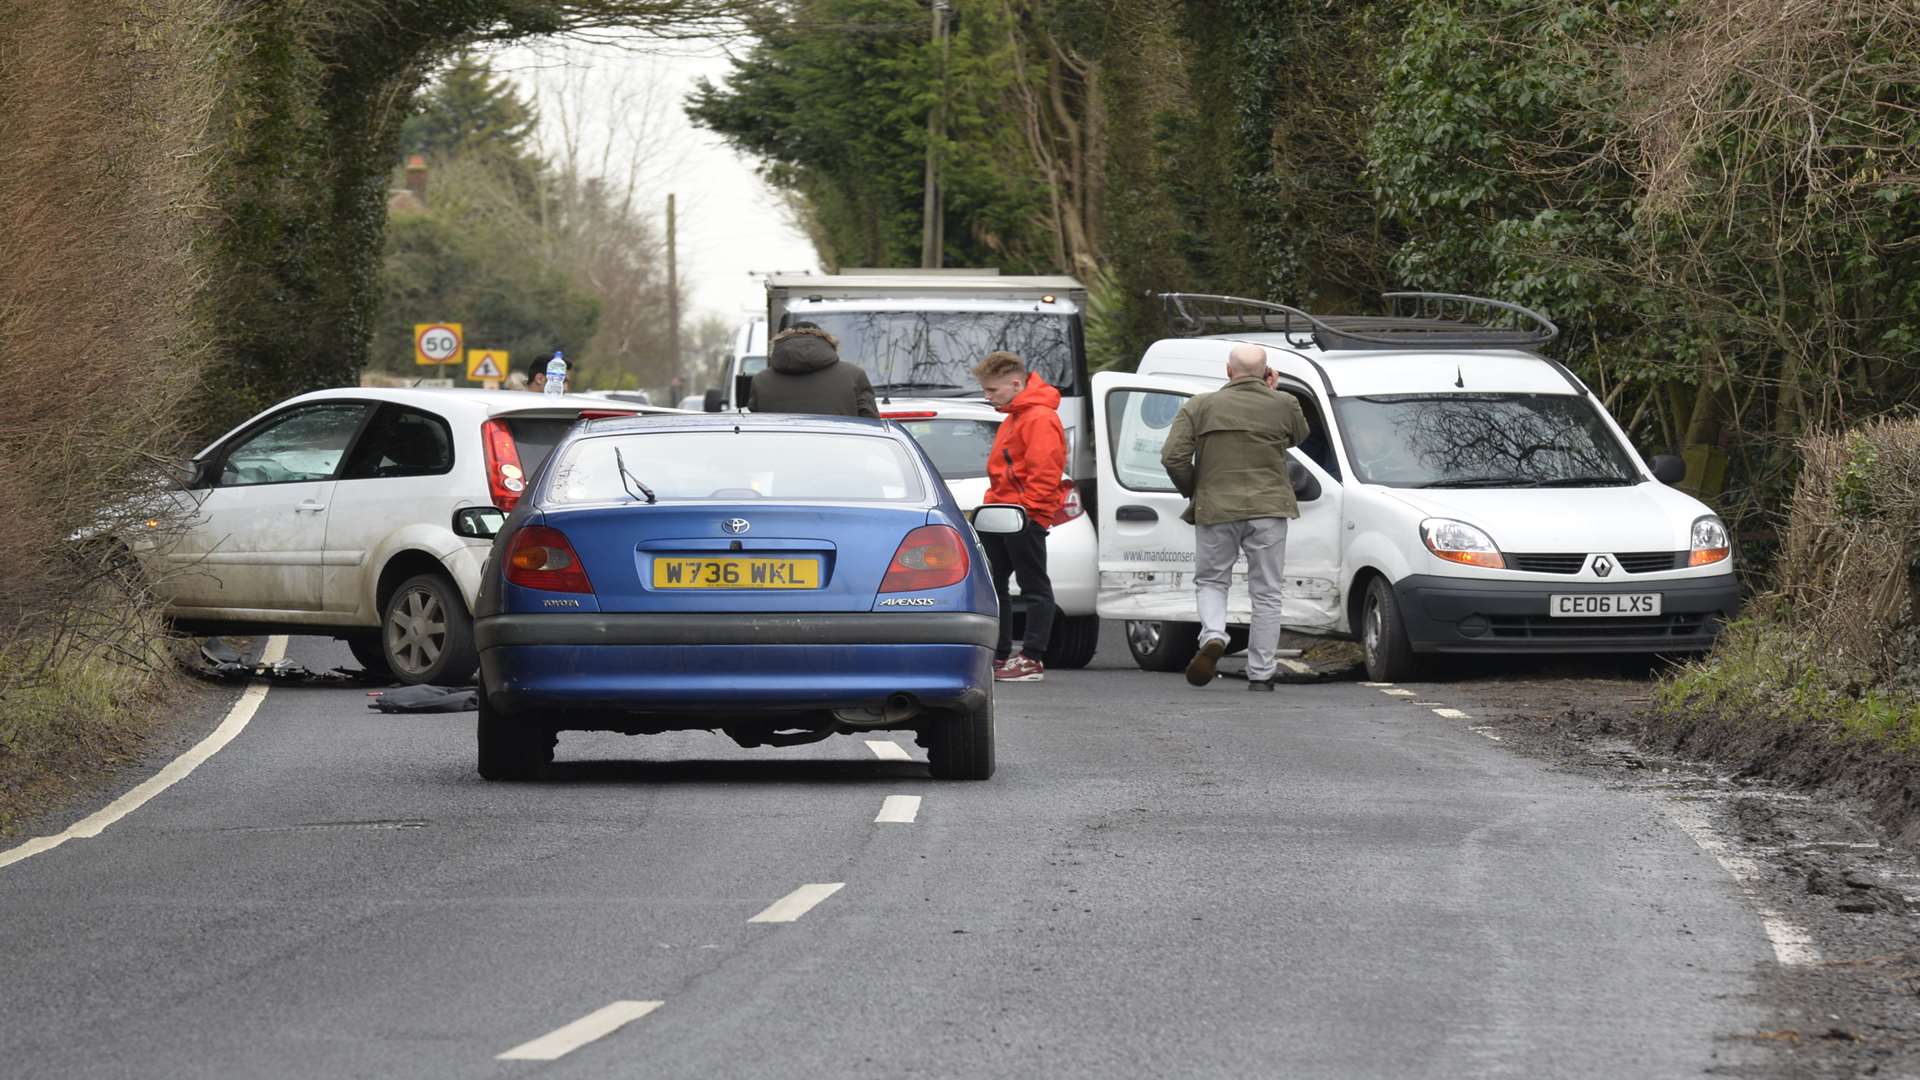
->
xmin=453 ymin=507 xmax=507 ymax=539
xmin=972 ymin=504 xmax=1028 ymax=534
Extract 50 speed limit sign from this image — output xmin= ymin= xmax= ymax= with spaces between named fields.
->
xmin=414 ymin=323 xmax=463 ymax=366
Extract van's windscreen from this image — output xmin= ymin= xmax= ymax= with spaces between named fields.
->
xmin=1333 ymin=394 xmax=1640 ymax=488
xmin=789 ymin=311 xmax=1080 ymax=397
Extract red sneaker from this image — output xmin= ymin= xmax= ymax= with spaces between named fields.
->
xmin=994 ymin=654 xmax=1045 ymax=682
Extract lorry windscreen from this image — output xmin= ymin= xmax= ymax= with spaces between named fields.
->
xmin=789 ymin=311 xmax=1081 ymax=397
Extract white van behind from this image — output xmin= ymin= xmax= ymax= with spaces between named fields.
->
xmin=1091 ymin=293 xmax=1739 ymax=681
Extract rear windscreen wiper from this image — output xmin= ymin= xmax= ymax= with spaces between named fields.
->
xmin=614 ymin=447 xmax=656 ymax=505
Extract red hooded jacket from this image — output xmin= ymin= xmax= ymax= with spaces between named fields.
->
xmin=984 ymin=372 xmax=1067 ymax=522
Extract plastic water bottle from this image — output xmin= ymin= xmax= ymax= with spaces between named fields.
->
xmin=543 ymin=352 xmax=567 ymax=395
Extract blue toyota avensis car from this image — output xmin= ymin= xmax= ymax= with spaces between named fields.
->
xmin=472 ymin=413 xmax=1028 ymax=781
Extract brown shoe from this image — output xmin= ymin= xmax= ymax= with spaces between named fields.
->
xmin=1185 ymin=637 xmax=1227 ymax=687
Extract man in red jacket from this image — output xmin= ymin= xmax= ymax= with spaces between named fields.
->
xmin=973 ymin=351 xmax=1066 ymax=682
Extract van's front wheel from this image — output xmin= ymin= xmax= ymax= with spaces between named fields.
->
xmin=1125 ymin=620 xmax=1200 ymax=672
xmin=1361 ymin=576 xmax=1421 ymax=683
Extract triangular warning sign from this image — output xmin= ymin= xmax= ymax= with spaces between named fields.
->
xmin=469 ymin=353 xmax=503 ymax=379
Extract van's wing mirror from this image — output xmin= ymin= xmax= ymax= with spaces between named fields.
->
xmin=1288 ymin=460 xmax=1322 ymax=502
xmin=1649 ymin=454 xmax=1686 ymax=485
xmin=702 ymin=388 xmax=724 ymax=413
xmin=972 ymin=504 xmax=1028 ymax=534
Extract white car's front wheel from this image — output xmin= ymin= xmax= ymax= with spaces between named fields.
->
xmin=383 ymin=573 xmax=480 ymax=686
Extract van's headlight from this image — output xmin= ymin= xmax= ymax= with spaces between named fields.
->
xmin=1689 ymin=516 xmax=1731 ymax=566
xmin=1420 ymin=518 xmax=1505 ymax=569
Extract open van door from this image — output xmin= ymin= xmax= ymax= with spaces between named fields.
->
xmin=1091 ymin=371 xmax=1345 ymax=670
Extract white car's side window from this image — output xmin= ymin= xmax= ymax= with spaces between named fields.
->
xmin=1106 ymin=389 xmax=1187 ymax=493
xmin=218 ymin=403 xmax=369 ymax=488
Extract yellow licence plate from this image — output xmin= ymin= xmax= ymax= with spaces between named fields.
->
xmin=652 ymin=557 xmax=820 ymax=590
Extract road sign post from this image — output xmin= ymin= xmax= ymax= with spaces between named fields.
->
xmin=466 ymin=349 xmax=509 ymax=390
xmin=414 ymin=323 xmax=463 ymax=366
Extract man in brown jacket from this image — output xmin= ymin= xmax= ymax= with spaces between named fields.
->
xmin=1160 ymin=343 xmax=1312 ymax=691
xmin=747 ymin=325 xmax=880 ymax=418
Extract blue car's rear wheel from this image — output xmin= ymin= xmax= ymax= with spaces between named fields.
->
xmin=925 ymin=693 xmax=994 ymax=781
xmin=476 ymin=694 xmax=555 ymax=781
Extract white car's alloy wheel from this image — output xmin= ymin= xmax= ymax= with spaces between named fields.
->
xmin=386 ymin=584 xmax=448 ymax=678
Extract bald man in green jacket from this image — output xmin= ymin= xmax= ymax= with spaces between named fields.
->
xmin=1160 ymin=343 xmax=1312 ymax=691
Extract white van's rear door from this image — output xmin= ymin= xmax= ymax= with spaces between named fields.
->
xmin=1091 ymin=372 xmax=1208 ymax=622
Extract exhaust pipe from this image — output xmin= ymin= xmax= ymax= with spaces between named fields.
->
xmin=832 ymin=693 xmax=922 ymax=729
xmin=883 ymin=692 xmax=919 ymax=724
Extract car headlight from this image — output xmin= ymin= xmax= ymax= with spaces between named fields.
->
xmin=1420 ymin=518 xmax=1505 ymax=570
xmin=1689 ymin=516 xmax=1731 ymax=566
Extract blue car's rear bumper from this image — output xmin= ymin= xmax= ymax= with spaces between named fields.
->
xmin=476 ymin=612 xmax=996 ymax=720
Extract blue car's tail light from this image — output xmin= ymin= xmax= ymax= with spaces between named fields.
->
xmin=507 ymin=525 xmax=595 ymax=594
xmin=880 ymin=525 xmax=969 ymax=593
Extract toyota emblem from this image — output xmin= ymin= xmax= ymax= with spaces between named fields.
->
xmin=723 ymin=518 xmax=751 ymax=535
xmin=1592 ymin=555 xmax=1614 ymax=578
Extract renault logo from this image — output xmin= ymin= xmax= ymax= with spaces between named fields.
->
xmin=1591 ymin=555 xmax=1614 ymax=578
xmin=722 ymin=518 xmax=751 ymax=535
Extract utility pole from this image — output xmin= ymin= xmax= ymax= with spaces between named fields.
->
xmin=919 ymin=0 xmax=951 ymax=269
xmin=666 ymin=192 xmax=681 ymax=390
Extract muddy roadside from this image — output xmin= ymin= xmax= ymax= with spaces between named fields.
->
xmin=1418 ymin=654 xmax=1920 ymax=1079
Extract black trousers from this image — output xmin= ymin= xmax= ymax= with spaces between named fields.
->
xmin=982 ymin=521 xmax=1055 ymax=661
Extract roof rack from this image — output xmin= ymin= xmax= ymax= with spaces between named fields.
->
xmin=1148 ymin=291 xmax=1559 ymax=351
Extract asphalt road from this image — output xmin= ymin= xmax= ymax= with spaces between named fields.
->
xmin=0 ymin=628 xmax=1773 ymax=1079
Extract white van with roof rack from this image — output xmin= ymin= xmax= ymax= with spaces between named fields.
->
xmin=1091 ymin=292 xmax=1739 ymax=681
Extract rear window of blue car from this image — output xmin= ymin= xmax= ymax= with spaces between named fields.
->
xmin=546 ymin=431 xmax=929 ymax=504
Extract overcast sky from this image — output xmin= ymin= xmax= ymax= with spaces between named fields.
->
xmin=488 ymin=36 xmax=819 ymax=325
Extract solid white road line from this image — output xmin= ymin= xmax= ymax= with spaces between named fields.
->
xmin=497 ymin=1000 xmax=663 ymax=1061
xmin=1660 ymin=799 xmax=1821 ymax=966
xmin=0 ymin=635 xmax=289 ymax=872
xmin=1432 ymin=707 xmax=1471 ymax=719
xmin=875 ymin=795 xmax=922 ymax=824
xmin=749 ymin=883 xmax=845 ymax=924
xmin=865 ymin=739 xmax=911 ymax=761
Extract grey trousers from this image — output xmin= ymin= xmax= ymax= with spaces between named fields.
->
xmin=1195 ymin=517 xmax=1289 ymax=681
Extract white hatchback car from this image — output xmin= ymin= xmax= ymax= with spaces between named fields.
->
xmin=1092 ymin=293 xmax=1739 ymax=681
xmin=135 ymin=388 xmax=669 ymax=683
xmin=881 ymin=399 xmax=1101 ymax=668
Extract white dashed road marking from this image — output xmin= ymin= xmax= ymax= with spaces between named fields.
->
xmin=1361 ymin=682 xmax=1395 ymax=688
xmin=749 ymin=883 xmax=846 ymax=924
xmin=1468 ymin=726 xmax=1504 ymax=742
xmin=866 ymin=739 xmax=911 ymax=761
xmin=1381 ymin=688 xmax=1417 ymax=698
xmin=1277 ymin=658 xmax=1313 ymax=675
xmin=1661 ymin=799 xmax=1820 ymax=966
xmin=0 ymin=635 xmax=289 ymax=872
xmin=497 ymin=1000 xmax=663 ymax=1061
xmin=1432 ymin=707 xmax=1471 ymax=719
xmin=875 ymin=795 xmax=921 ymax=824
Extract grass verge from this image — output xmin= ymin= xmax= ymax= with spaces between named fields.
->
xmin=1651 ymin=613 xmax=1920 ymax=847
xmin=0 ymin=608 xmax=192 ymax=838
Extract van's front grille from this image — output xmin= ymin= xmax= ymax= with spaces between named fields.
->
xmin=1616 ymin=551 xmax=1685 ymax=573
xmin=1507 ymin=553 xmax=1584 ymax=575
xmin=1506 ymin=551 xmax=1686 ymax=575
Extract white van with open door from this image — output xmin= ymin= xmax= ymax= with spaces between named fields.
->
xmin=1091 ymin=293 xmax=1739 ymax=681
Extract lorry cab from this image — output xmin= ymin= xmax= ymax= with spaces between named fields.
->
xmin=758 ymin=272 xmax=1094 ymax=500
xmin=1091 ymin=292 xmax=1739 ymax=680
